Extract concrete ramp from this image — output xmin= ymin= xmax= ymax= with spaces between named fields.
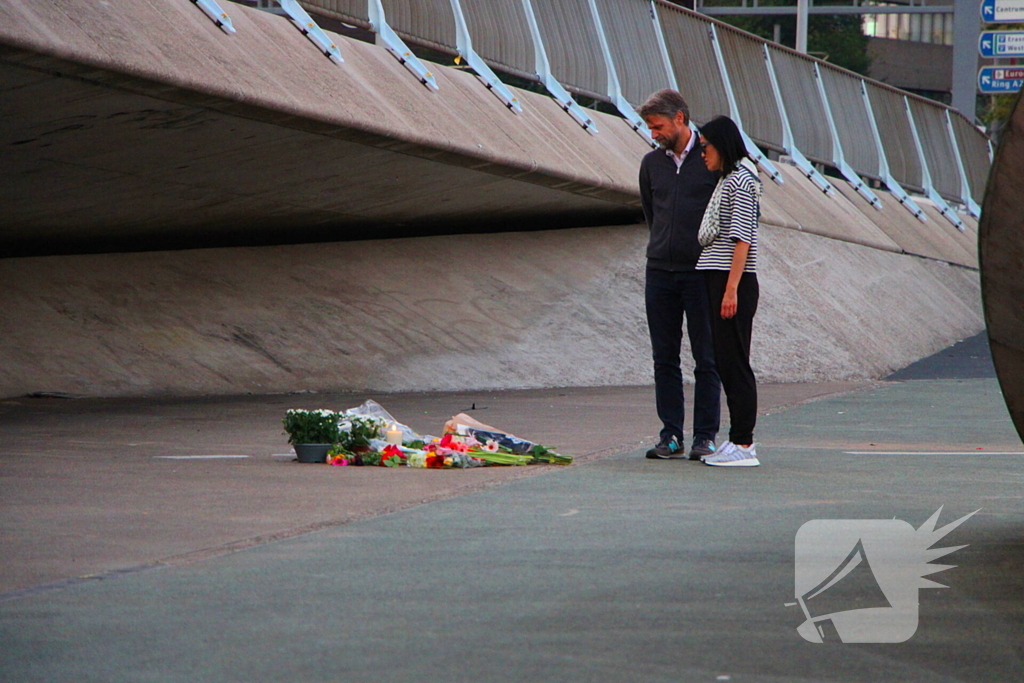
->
xmin=0 ymin=224 xmax=982 ymax=398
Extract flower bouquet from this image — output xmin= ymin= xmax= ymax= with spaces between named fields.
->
xmin=286 ymin=401 xmax=572 ymax=467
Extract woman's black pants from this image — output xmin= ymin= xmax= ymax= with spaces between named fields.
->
xmin=704 ymin=270 xmax=759 ymax=445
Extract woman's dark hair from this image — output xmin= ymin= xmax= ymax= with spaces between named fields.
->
xmin=699 ymin=115 xmax=748 ymax=175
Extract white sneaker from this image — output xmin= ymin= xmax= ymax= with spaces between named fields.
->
xmin=703 ymin=441 xmax=759 ymax=467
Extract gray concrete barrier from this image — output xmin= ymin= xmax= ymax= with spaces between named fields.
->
xmin=0 ymin=223 xmax=982 ymax=399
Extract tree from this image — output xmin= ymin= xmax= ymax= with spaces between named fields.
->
xmin=710 ymin=2 xmax=872 ymax=75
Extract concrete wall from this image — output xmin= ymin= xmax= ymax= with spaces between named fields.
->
xmin=0 ymin=222 xmax=982 ymax=399
xmin=867 ymin=38 xmax=953 ymax=94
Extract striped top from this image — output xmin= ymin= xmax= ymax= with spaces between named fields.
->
xmin=696 ymin=164 xmax=761 ymax=273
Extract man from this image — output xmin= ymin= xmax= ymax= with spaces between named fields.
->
xmin=637 ymin=89 xmax=721 ymax=460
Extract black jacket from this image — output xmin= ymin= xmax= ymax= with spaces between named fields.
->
xmin=639 ymin=145 xmax=719 ymax=271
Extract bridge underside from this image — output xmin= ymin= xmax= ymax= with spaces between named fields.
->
xmin=0 ymin=53 xmax=640 ymax=257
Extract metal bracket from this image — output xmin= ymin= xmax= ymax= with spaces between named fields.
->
xmin=925 ymin=187 xmax=967 ymax=230
xmin=813 ymin=64 xmax=881 ymax=208
xmin=520 ymin=0 xmax=598 ymax=134
xmin=542 ymin=74 xmax=599 ymax=133
xmin=836 ymin=159 xmax=882 ymax=208
xmin=964 ymin=196 xmax=982 ymax=219
xmin=450 ymin=0 xmax=521 ymax=112
xmin=613 ymin=92 xmax=656 ymax=147
xmin=743 ymin=132 xmax=783 ymax=185
xmin=191 ymin=0 xmax=236 ymax=34
xmin=944 ymin=110 xmax=981 ymax=219
xmin=367 ymin=1 xmax=438 ymax=91
xmin=763 ymin=45 xmax=832 ymax=195
xmin=787 ymin=147 xmax=834 ymax=195
xmin=883 ymin=171 xmax=928 ymax=222
xmin=905 ymin=96 xmax=965 ymax=231
xmin=860 ymin=80 xmax=926 ymax=222
xmin=709 ymin=25 xmax=782 ymax=184
xmin=587 ymin=0 xmax=655 ymax=147
xmin=276 ymin=0 xmax=343 ymax=64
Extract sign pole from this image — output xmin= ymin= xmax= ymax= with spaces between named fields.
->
xmin=952 ymin=0 xmax=980 ymax=116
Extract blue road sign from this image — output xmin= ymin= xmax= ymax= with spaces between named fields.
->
xmin=979 ymin=66 xmax=1024 ymax=93
xmin=981 ymin=0 xmax=1024 ymax=23
xmin=979 ymin=31 xmax=1024 ymax=57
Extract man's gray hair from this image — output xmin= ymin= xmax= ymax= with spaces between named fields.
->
xmin=637 ymin=89 xmax=690 ymax=124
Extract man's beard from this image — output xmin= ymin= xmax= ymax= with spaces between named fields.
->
xmin=655 ymin=131 xmax=678 ymax=150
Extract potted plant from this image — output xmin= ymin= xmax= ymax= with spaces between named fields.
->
xmin=283 ymin=409 xmax=341 ymax=463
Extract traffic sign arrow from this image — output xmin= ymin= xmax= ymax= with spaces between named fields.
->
xmin=979 ymin=31 xmax=1024 ymax=57
xmin=981 ymin=0 xmax=1024 ymax=23
xmin=979 ymin=66 xmax=1024 ymax=93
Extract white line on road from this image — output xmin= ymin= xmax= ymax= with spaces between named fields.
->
xmin=152 ymin=455 xmax=251 ymax=459
xmin=844 ymin=451 xmax=1024 ymax=456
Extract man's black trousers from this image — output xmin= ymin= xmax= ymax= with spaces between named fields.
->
xmin=645 ymin=267 xmax=721 ymax=444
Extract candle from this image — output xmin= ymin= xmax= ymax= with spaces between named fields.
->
xmin=385 ymin=424 xmax=403 ymax=445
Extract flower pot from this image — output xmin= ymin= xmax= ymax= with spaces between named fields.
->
xmin=293 ymin=444 xmax=332 ymax=464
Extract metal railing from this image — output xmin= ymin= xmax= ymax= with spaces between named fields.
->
xmin=201 ymin=0 xmax=990 ymax=228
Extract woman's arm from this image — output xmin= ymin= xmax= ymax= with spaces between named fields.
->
xmin=720 ymin=240 xmax=750 ymax=320
xmin=719 ymin=172 xmax=758 ymax=319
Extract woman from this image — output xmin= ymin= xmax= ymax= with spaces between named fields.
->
xmin=695 ymin=116 xmax=762 ymax=467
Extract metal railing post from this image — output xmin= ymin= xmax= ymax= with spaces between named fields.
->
xmin=586 ymin=0 xmax=655 ymax=146
xmin=944 ymin=110 xmax=981 ymax=217
xmin=708 ymin=24 xmax=783 ymax=184
xmin=650 ymin=1 xmax=679 ymax=92
xmin=763 ymin=45 xmax=833 ymax=195
xmin=190 ymin=0 xmax=236 ymax=34
xmin=367 ymin=0 xmax=438 ymax=90
xmin=276 ymin=0 xmax=343 ymax=63
xmin=861 ymin=81 xmax=927 ymax=221
xmin=519 ymin=0 xmax=599 ymax=133
xmin=813 ymin=63 xmax=881 ymax=208
xmin=904 ymin=95 xmax=966 ymax=230
xmin=450 ymin=0 xmax=522 ymax=112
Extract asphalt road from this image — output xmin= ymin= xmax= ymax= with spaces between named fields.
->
xmin=2 ymin=339 xmax=1022 ymax=682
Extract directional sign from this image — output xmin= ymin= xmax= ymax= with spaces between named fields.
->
xmin=980 ymin=0 xmax=1024 ymax=23
xmin=980 ymin=31 xmax=1024 ymax=57
xmin=979 ymin=66 xmax=1024 ymax=93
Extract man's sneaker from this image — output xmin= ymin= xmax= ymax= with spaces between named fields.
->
xmin=688 ymin=438 xmax=716 ymax=461
xmin=646 ymin=435 xmax=685 ymax=459
xmin=703 ymin=441 xmax=759 ymax=467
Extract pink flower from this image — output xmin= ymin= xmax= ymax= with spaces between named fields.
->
xmin=439 ymin=433 xmax=469 ymax=454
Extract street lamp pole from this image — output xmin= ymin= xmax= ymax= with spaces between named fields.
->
xmin=797 ymin=0 xmax=810 ymax=52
